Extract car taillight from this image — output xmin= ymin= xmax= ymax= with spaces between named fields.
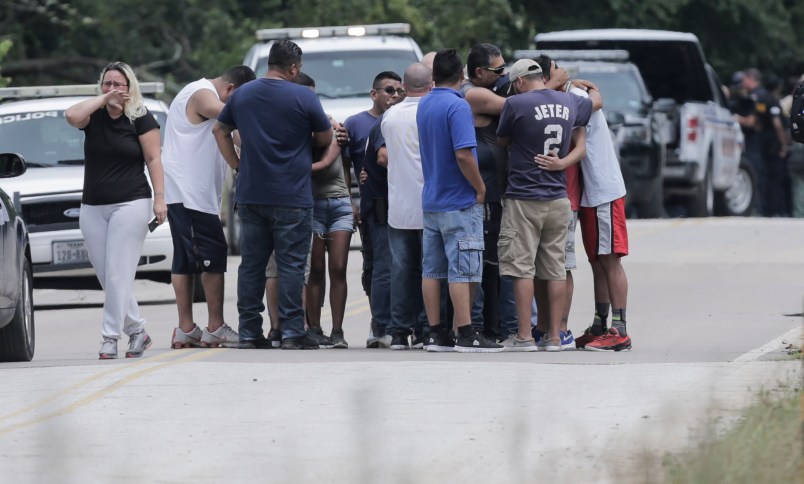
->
xmin=686 ymin=116 xmax=699 ymax=143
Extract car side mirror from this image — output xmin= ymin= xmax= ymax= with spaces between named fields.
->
xmin=606 ymin=111 xmax=625 ymax=127
xmin=652 ymin=98 xmax=677 ymax=114
xmin=0 ymin=153 xmax=26 ymax=179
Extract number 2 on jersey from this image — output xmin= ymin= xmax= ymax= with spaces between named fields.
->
xmin=543 ymin=124 xmax=563 ymax=155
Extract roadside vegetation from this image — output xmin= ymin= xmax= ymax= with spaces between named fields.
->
xmin=1 ymin=1 xmax=803 ymax=95
xmin=662 ymin=347 xmax=802 ymax=483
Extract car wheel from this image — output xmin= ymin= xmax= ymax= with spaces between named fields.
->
xmin=637 ymin=174 xmax=665 ymax=218
xmin=687 ymin=159 xmax=714 ymax=217
xmin=715 ymin=157 xmax=755 ymax=216
xmin=0 ymin=258 xmax=35 ymax=362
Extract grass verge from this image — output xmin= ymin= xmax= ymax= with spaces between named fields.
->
xmin=662 ymin=386 xmax=803 ymax=483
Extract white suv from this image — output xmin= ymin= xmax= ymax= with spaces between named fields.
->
xmin=0 ymin=84 xmax=174 ymax=289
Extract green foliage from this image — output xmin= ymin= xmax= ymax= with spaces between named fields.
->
xmin=663 ymin=389 xmax=803 ymax=483
xmin=0 ymin=39 xmax=12 ymax=87
xmin=0 ymin=0 xmax=802 ymax=94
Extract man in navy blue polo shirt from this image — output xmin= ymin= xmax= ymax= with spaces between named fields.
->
xmin=214 ymin=40 xmax=332 ymax=350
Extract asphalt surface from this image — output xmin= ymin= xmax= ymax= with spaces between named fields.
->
xmin=1 ymin=217 xmax=801 ymax=483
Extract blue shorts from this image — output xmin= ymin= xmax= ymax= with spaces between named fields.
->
xmin=312 ymin=196 xmax=354 ymax=236
xmin=167 ymin=203 xmax=227 ymax=274
xmin=422 ymin=204 xmax=484 ymax=283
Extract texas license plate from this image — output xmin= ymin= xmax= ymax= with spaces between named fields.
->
xmin=52 ymin=240 xmax=89 ymax=265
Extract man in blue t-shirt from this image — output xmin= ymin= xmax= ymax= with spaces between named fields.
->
xmin=214 ymin=39 xmax=332 ymax=350
xmin=340 ymin=71 xmax=404 ymax=347
xmin=416 ymin=49 xmax=502 ymax=353
xmin=496 ymin=58 xmax=600 ymax=352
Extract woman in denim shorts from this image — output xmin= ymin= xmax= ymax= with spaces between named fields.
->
xmin=307 ymin=138 xmax=355 ymax=348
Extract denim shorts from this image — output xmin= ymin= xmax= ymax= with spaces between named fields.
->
xmin=312 ymin=196 xmax=354 ymax=235
xmin=422 ymin=204 xmax=484 ymax=283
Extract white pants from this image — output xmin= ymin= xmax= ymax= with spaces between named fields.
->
xmin=80 ymin=199 xmax=151 ymax=339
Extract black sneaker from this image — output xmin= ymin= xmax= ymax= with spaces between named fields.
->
xmin=267 ymin=328 xmax=282 ymax=348
xmin=239 ymin=336 xmax=271 ymax=349
xmin=330 ymin=328 xmax=349 ymax=349
xmin=411 ymin=335 xmax=425 ymax=350
xmin=309 ymin=327 xmax=334 ymax=349
xmin=455 ymin=330 xmax=504 ymax=353
xmin=390 ymin=331 xmax=410 ymax=351
xmin=425 ymin=328 xmax=455 ymax=353
xmin=281 ymin=333 xmax=320 ymax=350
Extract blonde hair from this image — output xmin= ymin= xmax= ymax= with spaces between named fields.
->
xmin=98 ymin=61 xmax=147 ymax=123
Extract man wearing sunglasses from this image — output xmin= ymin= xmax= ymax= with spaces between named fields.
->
xmin=461 ymin=43 xmax=515 ymax=343
xmin=341 ymin=71 xmax=405 ymax=347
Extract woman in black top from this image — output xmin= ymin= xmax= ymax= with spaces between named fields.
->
xmin=66 ymin=62 xmax=166 ymax=359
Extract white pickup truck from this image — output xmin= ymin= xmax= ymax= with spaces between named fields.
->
xmin=536 ymin=29 xmax=753 ymax=216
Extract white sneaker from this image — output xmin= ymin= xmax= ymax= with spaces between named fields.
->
xmin=201 ymin=323 xmax=240 ymax=348
xmin=501 ymin=334 xmax=538 ymax=352
xmin=99 ymin=337 xmax=118 ymax=359
xmin=376 ymin=334 xmax=393 ymax=349
xmin=171 ymin=324 xmax=202 ymax=349
xmin=536 ymin=336 xmax=562 ymax=352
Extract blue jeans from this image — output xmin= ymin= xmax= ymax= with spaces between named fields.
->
xmin=364 ymin=216 xmax=391 ymax=336
xmin=422 ymin=204 xmax=484 ymax=283
xmin=471 ymin=274 xmax=518 ymax=337
xmin=388 ymin=227 xmax=428 ymax=335
xmin=237 ymin=204 xmax=312 ymax=341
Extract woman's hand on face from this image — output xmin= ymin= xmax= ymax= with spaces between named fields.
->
xmin=105 ymin=89 xmax=129 ymax=108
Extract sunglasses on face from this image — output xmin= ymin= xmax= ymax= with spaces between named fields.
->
xmin=379 ymin=86 xmax=406 ymax=96
xmin=481 ymin=66 xmax=505 ymax=75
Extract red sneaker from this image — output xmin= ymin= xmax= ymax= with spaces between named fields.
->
xmin=585 ymin=328 xmax=632 ymax=352
xmin=575 ymin=325 xmax=606 ymax=349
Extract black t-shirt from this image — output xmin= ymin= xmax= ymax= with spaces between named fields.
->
xmin=360 ymin=116 xmax=388 ymax=217
xmin=750 ymin=87 xmax=783 ymax=152
xmin=81 ymin=107 xmax=159 ymax=205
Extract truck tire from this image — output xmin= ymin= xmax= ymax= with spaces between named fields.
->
xmin=0 ymin=259 xmax=35 ymax=362
xmin=637 ymin=174 xmax=665 ymax=218
xmin=687 ymin=160 xmax=714 ymax=217
xmin=715 ymin=157 xmax=755 ymax=216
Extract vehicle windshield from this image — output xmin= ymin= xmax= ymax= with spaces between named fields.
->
xmin=254 ymin=49 xmax=420 ymax=99
xmin=573 ymin=71 xmax=646 ymax=114
xmin=0 ymin=109 xmax=167 ymax=167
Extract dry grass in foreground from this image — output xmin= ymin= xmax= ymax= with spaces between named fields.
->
xmin=662 ymin=385 xmax=803 ymax=484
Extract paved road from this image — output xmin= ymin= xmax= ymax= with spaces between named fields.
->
xmin=1 ymin=218 xmax=801 ymax=483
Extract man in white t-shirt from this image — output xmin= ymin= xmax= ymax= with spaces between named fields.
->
xmin=163 ymin=65 xmax=255 ymax=349
xmin=380 ymin=62 xmax=433 ymax=350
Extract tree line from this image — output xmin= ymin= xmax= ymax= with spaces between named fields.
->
xmin=1 ymin=0 xmax=803 ymax=96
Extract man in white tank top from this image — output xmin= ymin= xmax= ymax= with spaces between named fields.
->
xmin=162 ymin=66 xmax=255 ymax=349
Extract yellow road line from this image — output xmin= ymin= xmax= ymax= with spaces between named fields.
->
xmin=0 ymin=350 xmax=181 ymax=423
xmin=0 ymin=349 xmax=222 ymax=436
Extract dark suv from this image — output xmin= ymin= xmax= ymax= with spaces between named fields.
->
xmin=0 ymin=153 xmax=34 ymax=362
xmin=515 ymin=50 xmax=668 ymax=217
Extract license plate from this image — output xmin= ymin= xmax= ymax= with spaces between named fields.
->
xmin=53 ymin=240 xmax=89 ymax=265
xmin=663 ymin=165 xmax=687 ymax=177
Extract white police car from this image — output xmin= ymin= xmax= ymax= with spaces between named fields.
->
xmin=0 ymin=84 xmax=174 ymax=290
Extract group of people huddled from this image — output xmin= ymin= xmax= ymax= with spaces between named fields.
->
xmin=70 ymin=40 xmax=634 ymax=358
